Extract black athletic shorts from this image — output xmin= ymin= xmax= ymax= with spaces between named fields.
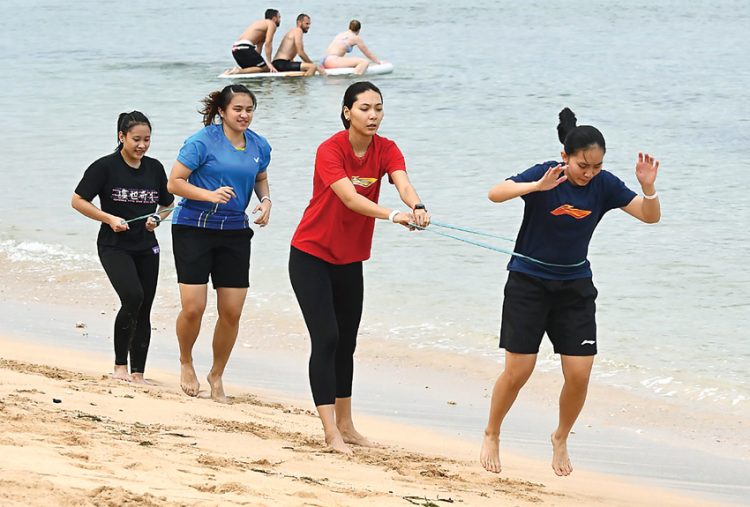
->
xmin=232 ymin=44 xmax=267 ymax=69
xmin=271 ymin=59 xmax=302 ymax=72
xmin=499 ymin=271 xmax=598 ymax=356
xmin=172 ymin=225 xmax=253 ymax=288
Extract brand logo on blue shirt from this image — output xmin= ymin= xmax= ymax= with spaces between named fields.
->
xmin=550 ymin=204 xmax=592 ymax=220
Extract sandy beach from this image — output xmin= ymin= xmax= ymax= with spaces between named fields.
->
xmin=0 ymin=334 xmax=732 ymax=507
xmin=1 ymin=1 xmax=749 ymax=505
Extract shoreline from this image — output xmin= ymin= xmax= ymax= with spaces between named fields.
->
xmin=1 ymin=294 xmax=749 ymax=505
xmin=0 ymin=333 xmax=735 ymax=507
xmin=0 ymin=242 xmax=748 ymax=504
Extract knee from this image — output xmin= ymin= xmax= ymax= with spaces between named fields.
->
xmin=181 ymin=301 xmax=206 ymax=321
xmin=217 ymin=306 xmax=242 ymax=325
xmin=564 ymin=370 xmax=591 ymax=390
xmin=335 ymin=335 xmax=356 ymax=356
xmin=120 ymin=289 xmax=144 ymax=312
xmin=502 ymin=366 xmax=534 ymax=390
xmin=310 ymin=331 xmax=339 ymax=361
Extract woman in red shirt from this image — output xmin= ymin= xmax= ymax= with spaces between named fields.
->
xmin=289 ymin=81 xmax=430 ymax=454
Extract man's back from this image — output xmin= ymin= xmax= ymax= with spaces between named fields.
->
xmin=237 ymin=19 xmax=272 ymax=45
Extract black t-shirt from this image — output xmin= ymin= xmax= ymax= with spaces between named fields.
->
xmin=75 ymin=151 xmax=173 ymax=251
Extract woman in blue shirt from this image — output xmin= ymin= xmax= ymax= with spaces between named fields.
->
xmin=480 ymin=108 xmax=661 ymax=476
xmin=167 ymin=84 xmax=272 ymax=403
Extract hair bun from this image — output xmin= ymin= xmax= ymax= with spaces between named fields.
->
xmin=557 ymin=107 xmax=578 ymax=144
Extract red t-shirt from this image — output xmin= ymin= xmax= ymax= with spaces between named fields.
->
xmin=291 ymin=130 xmax=406 ymax=264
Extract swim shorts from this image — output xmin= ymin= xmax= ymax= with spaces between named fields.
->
xmin=232 ymin=42 xmax=267 ymax=69
xmin=271 ymin=59 xmax=302 ymax=72
xmin=499 ymin=271 xmax=598 ymax=356
xmin=172 ymin=225 xmax=253 ymax=288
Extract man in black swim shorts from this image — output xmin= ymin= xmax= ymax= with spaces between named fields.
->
xmin=226 ymin=8 xmax=281 ymax=75
xmin=271 ymin=13 xmax=325 ymax=76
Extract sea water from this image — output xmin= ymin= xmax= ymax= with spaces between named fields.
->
xmin=1 ymin=0 xmax=748 ymax=500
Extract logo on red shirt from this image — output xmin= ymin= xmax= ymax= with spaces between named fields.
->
xmin=550 ymin=204 xmax=592 ymax=219
xmin=351 ymin=176 xmax=377 ymax=188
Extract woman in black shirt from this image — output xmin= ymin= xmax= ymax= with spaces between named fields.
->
xmin=72 ymin=111 xmax=173 ymax=383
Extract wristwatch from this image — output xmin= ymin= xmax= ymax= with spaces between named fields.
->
xmin=414 ymin=203 xmax=427 ymax=211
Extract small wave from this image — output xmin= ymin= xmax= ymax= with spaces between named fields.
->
xmin=0 ymin=240 xmax=97 ymax=268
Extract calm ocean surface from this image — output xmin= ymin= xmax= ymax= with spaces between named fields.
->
xmin=1 ymin=0 xmax=748 ymax=454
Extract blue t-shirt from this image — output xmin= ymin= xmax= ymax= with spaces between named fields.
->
xmin=171 ymin=124 xmax=271 ymax=229
xmin=507 ymin=161 xmax=637 ymax=280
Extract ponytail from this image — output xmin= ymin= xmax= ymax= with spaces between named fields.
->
xmin=116 ymin=111 xmax=151 ymax=152
xmin=199 ymin=84 xmax=257 ymax=126
xmin=557 ymin=107 xmax=606 ymax=155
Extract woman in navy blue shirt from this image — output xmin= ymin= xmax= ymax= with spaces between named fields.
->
xmin=480 ymin=108 xmax=661 ymax=476
xmin=168 ymin=84 xmax=272 ymax=403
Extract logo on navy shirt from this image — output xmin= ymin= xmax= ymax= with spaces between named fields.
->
xmin=550 ymin=204 xmax=592 ymax=220
xmin=112 ymin=188 xmax=159 ymax=204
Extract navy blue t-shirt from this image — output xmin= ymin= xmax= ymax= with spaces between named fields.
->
xmin=507 ymin=161 xmax=637 ymax=280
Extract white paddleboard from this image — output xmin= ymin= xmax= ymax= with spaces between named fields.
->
xmin=218 ymin=62 xmax=393 ymax=80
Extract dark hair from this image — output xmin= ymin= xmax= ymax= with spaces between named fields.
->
xmin=557 ymin=107 xmax=606 ymax=155
xmin=341 ymin=81 xmax=382 ymax=128
xmin=349 ymin=19 xmax=361 ymax=32
xmin=116 ymin=111 xmax=151 ymax=152
xmin=265 ymin=9 xmax=279 ymax=19
xmin=296 ymin=13 xmax=309 ymax=23
xmin=199 ymin=85 xmax=257 ymax=126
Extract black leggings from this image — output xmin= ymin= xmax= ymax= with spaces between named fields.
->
xmin=289 ymin=246 xmax=363 ymax=406
xmin=98 ymin=247 xmax=159 ymax=374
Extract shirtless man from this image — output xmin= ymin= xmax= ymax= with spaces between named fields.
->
xmin=226 ymin=9 xmax=281 ymax=75
xmin=272 ymin=14 xmax=325 ymax=76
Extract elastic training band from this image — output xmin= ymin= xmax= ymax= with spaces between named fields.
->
xmin=411 ymin=222 xmax=586 ymax=269
xmin=429 ymin=220 xmax=516 ymax=243
xmin=123 ymin=207 xmax=176 ymax=224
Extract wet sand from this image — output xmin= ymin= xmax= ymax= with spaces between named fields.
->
xmin=0 ymin=335 xmax=730 ymax=507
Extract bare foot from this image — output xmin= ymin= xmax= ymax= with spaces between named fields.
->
xmin=551 ymin=433 xmax=573 ymax=476
xmin=338 ymin=425 xmax=374 ymax=447
xmin=224 ymin=66 xmax=240 ymax=75
xmin=130 ymin=373 xmax=151 ymax=385
xmin=113 ymin=365 xmax=132 ymax=382
xmin=206 ymin=372 xmax=228 ymax=403
xmin=325 ymin=430 xmax=353 ymax=455
xmin=180 ymin=362 xmax=200 ymax=397
xmin=480 ymin=430 xmax=502 ymax=473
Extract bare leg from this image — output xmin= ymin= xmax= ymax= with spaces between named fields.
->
xmin=300 ymin=62 xmax=317 ymax=77
xmin=317 ymin=404 xmax=352 ymax=454
xmin=323 ymin=56 xmax=369 ymax=74
xmin=480 ymin=352 xmax=537 ymax=473
xmin=334 ymin=397 xmax=373 ymax=447
xmin=551 ymin=355 xmax=594 ymax=476
xmin=232 ymin=66 xmax=271 ymax=74
xmin=113 ymin=364 xmax=132 ymax=382
xmin=176 ymin=284 xmax=207 ymax=397
xmin=354 ymin=60 xmax=369 ymax=75
xmin=206 ymin=287 xmax=247 ymax=403
xmin=225 ymin=66 xmax=267 ymax=75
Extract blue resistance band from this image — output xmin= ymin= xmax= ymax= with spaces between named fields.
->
xmin=430 ymin=220 xmax=516 ymax=243
xmin=123 ymin=207 xmax=176 ymax=224
xmin=412 ymin=221 xmax=586 ymax=269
